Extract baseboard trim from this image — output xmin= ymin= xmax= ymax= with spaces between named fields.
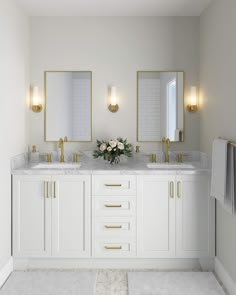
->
xmin=215 ymin=257 xmax=236 ymax=295
xmin=199 ymin=258 xmax=214 ymax=271
xmin=14 ymin=258 xmax=201 ymax=270
xmin=0 ymin=257 xmax=13 ymax=288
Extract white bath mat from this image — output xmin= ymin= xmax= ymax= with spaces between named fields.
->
xmin=128 ymin=272 xmax=226 ymax=295
xmin=0 ymin=271 xmax=97 ymax=295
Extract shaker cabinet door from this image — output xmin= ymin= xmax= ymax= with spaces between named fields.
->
xmin=13 ymin=176 xmax=52 ymax=257
xmin=51 ymin=175 xmax=91 ymax=257
xmin=176 ymin=175 xmax=215 ymax=258
xmin=137 ymin=176 xmax=175 ymax=258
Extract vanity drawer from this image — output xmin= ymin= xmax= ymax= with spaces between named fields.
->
xmin=92 ymin=196 xmax=136 ymax=216
xmin=93 ymin=217 xmax=136 ymax=237
xmin=92 ymin=239 xmax=136 ymax=257
xmin=92 ymin=175 xmax=136 ymax=196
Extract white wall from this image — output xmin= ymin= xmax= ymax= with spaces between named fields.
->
xmin=30 ymin=16 xmax=200 ymax=152
xmin=0 ymin=0 xmax=30 ymax=270
xmin=200 ymin=0 xmax=236 ymax=283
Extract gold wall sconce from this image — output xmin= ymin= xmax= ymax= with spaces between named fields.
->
xmin=31 ymin=86 xmax=42 ymax=113
xmin=187 ymin=86 xmax=198 ymax=112
xmin=108 ymin=86 xmax=119 ymax=113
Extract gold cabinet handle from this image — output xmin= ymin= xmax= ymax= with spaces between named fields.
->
xmin=53 ymin=181 xmax=56 ymax=198
xmin=170 ymin=181 xmax=174 ymax=198
xmin=104 ymin=225 xmax=122 ymax=229
xmin=104 ymin=246 xmax=122 ymax=250
xmin=104 ymin=204 xmax=122 ymax=208
xmin=177 ymin=181 xmax=181 ymax=198
xmin=45 ymin=181 xmax=49 ymax=198
xmin=105 ymin=184 xmax=122 ymax=187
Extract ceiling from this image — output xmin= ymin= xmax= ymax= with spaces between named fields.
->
xmin=16 ymin=0 xmax=213 ymax=16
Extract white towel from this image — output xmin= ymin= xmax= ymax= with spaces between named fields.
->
xmin=225 ymin=145 xmax=235 ymax=214
xmin=210 ymin=138 xmax=228 ymax=203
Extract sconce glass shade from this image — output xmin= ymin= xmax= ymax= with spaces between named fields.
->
xmin=108 ymin=86 xmax=119 ymax=113
xmin=32 ymin=86 xmax=42 ymax=113
xmin=187 ymin=86 xmax=198 ymax=112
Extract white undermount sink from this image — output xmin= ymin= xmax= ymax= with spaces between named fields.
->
xmin=147 ymin=162 xmax=195 ymax=169
xmin=32 ymin=163 xmax=82 ymax=169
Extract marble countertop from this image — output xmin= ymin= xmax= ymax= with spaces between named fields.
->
xmin=11 ymin=152 xmax=211 ymax=176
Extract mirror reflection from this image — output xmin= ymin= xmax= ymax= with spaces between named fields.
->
xmin=137 ymin=71 xmax=184 ymax=142
xmin=45 ymin=71 xmax=92 ymax=142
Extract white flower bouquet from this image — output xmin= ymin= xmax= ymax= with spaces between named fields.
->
xmin=93 ymin=138 xmax=133 ymax=164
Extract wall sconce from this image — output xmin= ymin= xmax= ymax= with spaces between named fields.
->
xmin=108 ymin=86 xmax=119 ymax=113
xmin=187 ymin=86 xmax=198 ymax=112
xmin=31 ymin=86 xmax=42 ymax=113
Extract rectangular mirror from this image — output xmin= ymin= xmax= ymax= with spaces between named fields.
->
xmin=45 ymin=71 xmax=92 ymax=142
xmin=137 ymin=71 xmax=184 ymax=142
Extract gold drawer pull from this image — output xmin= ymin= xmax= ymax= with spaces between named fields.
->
xmin=105 ymin=225 xmax=122 ymax=229
xmin=104 ymin=204 xmax=122 ymax=208
xmin=104 ymin=246 xmax=122 ymax=250
xmin=105 ymin=184 xmax=122 ymax=187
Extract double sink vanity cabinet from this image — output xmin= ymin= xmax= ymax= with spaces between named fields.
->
xmin=12 ymin=171 xmax=215 ymax=262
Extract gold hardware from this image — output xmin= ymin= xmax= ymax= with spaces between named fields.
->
xmin=45 ymin=153 xmax=52 ymax=163
xmin=104 ymin=204 xmax=122 ymax=208
xmin=136 ymin=146 xmax=140 ymax=153
xmin=73 ymin=153 xmax=78 ymax=163
xmin=32 ymin=104 xmax=42 ymax=113
xmin=108 ymin=104 xmax=119 ymax=113
xmin=58 ymin=137 xmax=67 ymax=163
xmin=162 ymin=137 xmax=170 ymax=162
xmin=104 ymin=246 xmax=122 ymax=250
xmin=218 ymin=138 xmax=236 ymax=147
xmin=177 ymin=181 xmax=181 ymax=198
xmin=105 ymin=184 xmax=122 ymax=187
xmin=151 ymin=154 xmax=157 ymax=163
xmin=177 ymin=154 xmax=183 ymax=163
xmin=53 ymin=181 xmax=56 ymax=198
xmin=45 ymin=181 xmax=49 ymax=198
xmin=105 ymin=225 xmax=122 ymax=229
xmin=32 ymin=145 xmax=37 ymax=153
xmin=187 ymin=104 xmax=198 ymax=112
xmin=170 ymin=181 xmax=174 ymax=198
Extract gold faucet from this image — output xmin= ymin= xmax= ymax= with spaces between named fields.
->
xmin=58 ymin=136 xmax=68 ymax=163
xmin=45 ymin=153 xmax=52 ymax=163
xmin=162 ymin=137 xmax=170 ymax=162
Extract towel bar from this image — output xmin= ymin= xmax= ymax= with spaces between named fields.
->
xmin=218 ymin=137 xmax=236 ymax=147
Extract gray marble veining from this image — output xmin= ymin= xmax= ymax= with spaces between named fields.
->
xmin=11 ymin=151 xmax=210 ymax=176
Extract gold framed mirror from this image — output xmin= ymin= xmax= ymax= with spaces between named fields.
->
xmin=44 ymin=71 xmax=92 ymax=142
xmin=137 ymin=71 xmax=184 ymax=142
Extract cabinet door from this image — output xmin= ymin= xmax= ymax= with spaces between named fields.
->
xmin=176 ymin=174 xmax=215 ymax=258
xmin=137 ymin=176 xmax=175 ymax=258
xmin=52 ymin=175 xmax=91 ymax=257
xmin=13 ymin=175 xmax=52 ymax=257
